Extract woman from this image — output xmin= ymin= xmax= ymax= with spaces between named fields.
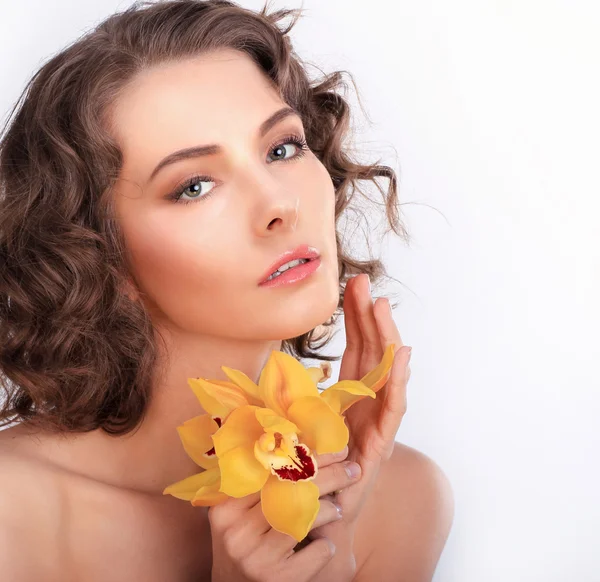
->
xmin=0 ymin=1 xmax=454 ymax=580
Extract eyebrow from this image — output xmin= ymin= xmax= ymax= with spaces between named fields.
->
xmin=147 ymin=106 xmax=302 ymax=183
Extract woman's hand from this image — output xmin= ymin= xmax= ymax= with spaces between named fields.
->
xmin=307 ymin=273 xmax=412 ymax=580
xmin=208 ymin=445 xmax=363 ymax=582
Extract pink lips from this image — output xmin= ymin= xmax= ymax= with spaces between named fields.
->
xmin=258 ymin=256 xmax=322 ymax=288
xmin=258 ymin=244 xmax=321 ymax=285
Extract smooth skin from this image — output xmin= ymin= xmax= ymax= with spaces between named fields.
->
xmin=0 ymin=47 xmax=454 ymax=581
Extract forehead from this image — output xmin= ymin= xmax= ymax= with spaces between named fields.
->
xmin=109 ymin=49 xmax=287 ymax=150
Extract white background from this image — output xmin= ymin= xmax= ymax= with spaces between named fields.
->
xmin=1 ymin=1 xmax=599 ymax=581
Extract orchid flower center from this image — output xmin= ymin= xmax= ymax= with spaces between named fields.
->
xmin=254 ymin=430 xmax=317 ymax=482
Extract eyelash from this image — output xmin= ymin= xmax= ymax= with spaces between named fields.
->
xmin=166 ymin=133 xmax=309 ymax=206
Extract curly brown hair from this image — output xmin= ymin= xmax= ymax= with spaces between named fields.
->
xmin=0 ymin=0 xmax=410 ymax=436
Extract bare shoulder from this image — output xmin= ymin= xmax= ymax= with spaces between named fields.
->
xmin=0 ymin=423 xmax=64 ymax=508
xmin=353 ymin=442 xmax=455 ymax=582
xmin=0 ymin=426 xmax=66 ymax=581
xmin=0 ymin=424 xmax=214 ymax=582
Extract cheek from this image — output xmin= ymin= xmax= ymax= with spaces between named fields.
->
xmin=309 ymin=158 xmax=336 ymax=216
xmin=308 ymin=163 xmax=337 ymax=243
xmin=119 ymin=207 xmax=246 ymax=331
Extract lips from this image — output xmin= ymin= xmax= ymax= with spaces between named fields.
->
xmin=259 ymin=244 xmax=321 ymax=285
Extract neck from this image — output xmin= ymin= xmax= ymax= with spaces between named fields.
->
xmin=25 ymin=325 xmax=283 ymax=495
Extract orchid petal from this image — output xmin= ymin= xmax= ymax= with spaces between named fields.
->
xmin=190 ymin=467 xmax=230 ymax=506
xmin=320 ymin=380 xmax=376 ymax=415
xmin=220 ymin=366 xmax=265 ymax=406
xmin=286 ymin=396 xmax=349 ymax=455
xmin=306 ymin=361 xmax=332 ymax=386
xmin=163 ymin=466 xmax=220 ymax=501
xmin=176 ymin=414 xmax=220 ymax=470
xmin=260 ymin=475 xmax=321 ymax=543
xmin=258 ymin=351 xmax=320 ymax=418
xmin=218 ymin=443 xmax=270 ymax=497
xmin=188 ymin=377 xmax=249 ymax=419
xmin=359 ymin=343 xmax=396 ymax=393
xmin=254 ymin=407 xmax=299 ymax=435
xmin=211 ymin=405 xmax=264 ymax=458
xmin=191 ymin=488 xmax=230 ymax=506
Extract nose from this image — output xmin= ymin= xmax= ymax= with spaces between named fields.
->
xmin=246 ymin=170 xmax=300 ymax=237
xmin=262 ymin=198 xmax=299 ymax=234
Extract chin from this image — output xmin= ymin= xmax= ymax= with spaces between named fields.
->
xmin=274 ymin=284 xmax=340 ymax=341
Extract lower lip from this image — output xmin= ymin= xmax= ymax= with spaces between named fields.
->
xmin=259 ymin=257 xmax=322 ymax=288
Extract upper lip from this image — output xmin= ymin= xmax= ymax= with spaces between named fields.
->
xmin=259 ymin=244 xmax=321 ymax=284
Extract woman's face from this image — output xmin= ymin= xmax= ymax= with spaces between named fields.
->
xmin=111 ymin=49 xmax=339 ymax=342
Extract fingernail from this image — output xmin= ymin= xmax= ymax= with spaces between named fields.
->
xmin=344 ymin=461 xmax=361 ymax=479
xmin=367 ymin=275 xmax=371 ymax=295
xmin=406 ymin=346 xmax=412 ymax=362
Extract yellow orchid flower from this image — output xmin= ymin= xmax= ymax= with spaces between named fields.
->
xmin=163 ymin=344 xmax=396 ymax=543
xmin=162 ymin=377 xmax=264 ymax=504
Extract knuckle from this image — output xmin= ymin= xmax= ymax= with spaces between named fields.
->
xmin=321 ymin=462 xmax=346 ymax=486
xmin=315 ymin=453 xmax=330 ymax=470
xmin=222 ymin=530 xmax=243 ymax=561
xmin=394 ymin=402 xmax=408 ymax=417
xmin=240 ymin=560 xmax=263 ymax=582
xmin=317 ymin=446 xmax=348 ymax=469
xmin=344 ymin=342 xmax=361 ymax=354
xmin=207 ymin=505 xmax=226 ymax=531
xmin=363 ymin=343 xmax=379 ymax=359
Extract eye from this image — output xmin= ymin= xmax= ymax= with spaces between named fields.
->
xmin=166 ymin=175 xmax=217 ymax=206
xmin=267 ymin=140 xmax=302 ymax=163
xmin=165 ymin=133 xmax=309 ymax=206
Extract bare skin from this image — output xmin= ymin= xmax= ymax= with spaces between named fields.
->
xmin=0 ymin=423 xmax=451 ymax=582
xmin=0 ymin=49 xmax=453 ymax=580
xmin=0 ymin=423 xmax=213 ymax=582
xmin=0 ymin=422 xmax=383 ymax=582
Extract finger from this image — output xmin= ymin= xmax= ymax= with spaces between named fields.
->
xmin=312 ymin=458 xmax=362 ymax=498
xmin=340 ymin=275 xmax=362 ymax=381
xmin=207 ymin=491 xmax=261 ymax=531
xmin=282 ymin=537 xmax=337 ymax=582
xmin=218 ymin=501 xmax=271 ymax=563
xmin=353 ymin=274 xmax=383 ymax=376
xmin=228 ymin=495 xmax=274 ymax=544
xmin=313 ymin=445 xmax=349 ymax=469
xmin=373 ymin=296 xmax=404 ymax=354
xmin=379 ymin=346 xmax=411 ymax=445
